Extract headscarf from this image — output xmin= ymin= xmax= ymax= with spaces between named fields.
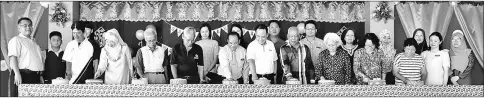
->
xmin=450 ymin=30 xmax=471 ymax=72
xmin=103 ymin=28 xmax=127 ymax=61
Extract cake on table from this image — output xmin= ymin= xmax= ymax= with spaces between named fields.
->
xmin=131 ymin=78 xmax=148 ymax=84
xmin=285 ymin=78 xmax=302 ymax=85
xmin=318 ymin=77 xmax=335 ymax=85
xmin=368 ymin=78 xmax=386 ymax=85
xmin=85 ymin=79 xmax=104 ymax=84
xmin=170 ymin=78 xmax=187 ymax=84
xmin=51 ymin=77 xmax=69 ymax=84
xmin=222 ymin=78 xmax=239 ymax=84
xmin=253 ymin=77 xmax=271 ymax=85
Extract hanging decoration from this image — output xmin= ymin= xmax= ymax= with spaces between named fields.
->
xmin=79 ymin=1 xmax=366 ymax=23
xmin=165 ymin=21 xmax=234 ymax=37
xmin=50 ymin=2 xmax=70 ymax=27
xmin=94 ymin=27 xmax=106 ymax=47
xmin=372 ymin=1 xmax=393 ymax=23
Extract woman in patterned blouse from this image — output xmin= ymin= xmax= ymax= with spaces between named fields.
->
xmin=316 ymin=33 xmax=352 ymax=85
xmin=379 ymin=30 xmax=396 ymax=84
xmin=353 ymin=33 xmax=385 ymax=85
xmin=340 ymin=28 xmax=359 ymax=84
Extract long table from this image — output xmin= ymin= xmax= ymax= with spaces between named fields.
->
xmin=18 ymin=84 xmax=483 ymax=97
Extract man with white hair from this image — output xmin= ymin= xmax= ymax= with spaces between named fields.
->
xmin=171 ymin=27 xmax=205 ymax=84
xmin=279 ymin=27 xmax=315 ymax=84
xmin=134 ymin=28 xmax=171 ymax=84
xmin=315 ymin=33 xmax=353 ymax=85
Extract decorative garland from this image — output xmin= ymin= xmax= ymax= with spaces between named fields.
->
xmin=372 ymin=1 xmax=393 ymax=23
xmin=50 ymin=2 xmax=70 ymax=27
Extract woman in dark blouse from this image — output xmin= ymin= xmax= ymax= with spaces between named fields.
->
xmin=316 ymin=33 xmax=352 ymax=85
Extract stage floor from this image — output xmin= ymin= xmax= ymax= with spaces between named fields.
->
xmin=18 ymin=84 xmax=483 ymax=97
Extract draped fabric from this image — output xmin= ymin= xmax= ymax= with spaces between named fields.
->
xmin=79 ymin=1 xmax=365 ymax=22
xmin=453 ymin=4 xmax=483 ymax=68
xmin=395 ymin=2 xmax=453 ymax=41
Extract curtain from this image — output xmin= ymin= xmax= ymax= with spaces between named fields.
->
xmin=79 ymin=1 xmax=366 ymax=22
xmin=396 ymin=2 xmax=453 ymax=41
xmin=453 ymin=4 xmax=483 ymax=68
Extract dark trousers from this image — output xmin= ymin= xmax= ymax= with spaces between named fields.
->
xmin=206 ymin=72 xmax=224 ymax=84
xmin=180 ymin=75 xmax=200 ymax=84
xmin=19 ymin=69 xmax=42 ymax=84
xmin=249 ymin=74 xmax=275 ymax=84
xmin=1 ymin=71 xmax=10 ymax=97
xmin=385 ymin=72 xmax=395 ymax=85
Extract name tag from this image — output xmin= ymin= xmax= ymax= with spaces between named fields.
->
xmin=435 ymin=55 xmax=440 ymax=57
xmin=316 ymin=47 xmax=322 ymax=49
xmin=194 ymin=54 xmax=199 ymax=60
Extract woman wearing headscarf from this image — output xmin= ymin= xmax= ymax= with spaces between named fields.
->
xmin=449 ymin=30 xmax=476 ymax=85
xmin=94 ymin=29 xmax=133 ymax=84
xmin=412 ymin=28 xmax=429 ymax=55
xmin=379 ymin=30 xmax=396 ymax=84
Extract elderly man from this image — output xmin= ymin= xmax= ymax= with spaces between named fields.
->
xmin=63 ymin=21 xmax=95 ymax=84
xmin=135 ymin=29 xmax=171 ymax=84
xmin=8 ymin=17 xmax=44 ymax=85
xmin=280 ymin=27 xmax=315 ymax=84
xmin=171 ymin=27 xmax=205 ymax=84
xmin=247 ymin=24 xmax=278 ymax=84
xmin=217 ymin=32 xmax=250 ymax=84
xmin=300 ymin=20 xmax=325 ymax=68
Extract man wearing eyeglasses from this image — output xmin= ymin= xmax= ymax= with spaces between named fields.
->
xmin=135 ymin=29 xmax=171 ymax=84
xmin=300 ymin=20 xmax=326 ymax=68
xmin=8 ymin=17 xmax=45 ymax=85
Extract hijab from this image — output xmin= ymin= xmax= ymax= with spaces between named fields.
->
xmin=450 ymin=30 xmax=471 ymax=72
xmin=103 ymin=29 xmax=127 ymax=61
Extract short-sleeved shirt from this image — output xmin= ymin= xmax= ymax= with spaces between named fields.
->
xmin=300 ymin=37 xmax=326 ymax=66
xmin=393 ymin=53 xmax=425 ymax=85
xmin=7 ymin=35 xmax=44 ymax=71
xmin=136 ymin=45 xmax=170 ymax=73
xmin=246 ymin=40 xmax=278 ymax=75
xmin=170 ymin=44 xmax=204 ymax=76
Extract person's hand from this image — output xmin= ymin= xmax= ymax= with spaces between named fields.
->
xmin=310 ymin=79 xmax=316 ymax=84
xmin=200 ymin=79 xmax=206 ymax=84
xmin=14 ymin=73 xmax=22 ymax=85
xmin=252 ymin=75 xmax=259 ymax=81
xmin=362 ymin=78 xmax=370 ymax=83
xmin=451 ymin=76 xmax=460 ymax=85
xmin=66 ymin=71 xmax=72 ymax=79
xmin=94 ymin=71 xmax=102 ymax=79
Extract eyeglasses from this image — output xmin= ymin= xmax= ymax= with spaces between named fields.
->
xmin=18 ymin=24 xmax=32 ymax=28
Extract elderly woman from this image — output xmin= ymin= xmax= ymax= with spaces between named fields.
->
xmin=353 ymin=33 xmax=385 ymax=85
xmin=393 ymin=38 xmax=427 ymax=85
xmin=421 ymin=32 xmax=450 ymax=85
xmin=379 ymin=30 xmax=396 ymax=84
xmin=195 ymin=23 xmax=220 ymax=84
xmin=94 ymin=29 xmax=133 ymax=84
xmin=315 ymin=33 xmax=352 ymax=85
xmin=449 ymin=30 xmax=475 ymax=85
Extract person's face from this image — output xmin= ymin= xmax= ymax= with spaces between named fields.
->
xmin=305 ymin=24 xmax=317 ymax=37
xmin=18 ymin=20 xmax=32 ymax=37
xmin=268 ymin=22 xmax=280 ymax=36
xmin=200 ymin=27 xmax=210 ymax=39
xmin=414 ymin=31 xmax=424 ymax=44
xmin=429 ymin=35 xmax=441 ymax=49
xmin=381 ymin=33 xmax=391 ymax=43
xmin=327 ymin=40 xmax=338 ymax=52
xmin=72 ymin=29 xmax=85 ymax=42
xmin=84 ymin=28 xmax=93 ymax=38
xmin=364 ymin=39 xmax=375 ymax=51
xmin=145 ymin=36 xmax=156 ymax=48
xmin=297 ymin=24 xmax=305 ymax=34
xmin=105 ymin=38 xmax=118 ymax=48
xmin=227 ymin=35 xmax=240 ymax=50
xmin=287 ymin=30 xmax=299 ymax=43
xmin=183 ymin=31 xmax=195 ymax=47
xmin=404 ymin=45 xmax=416 ymax=56
xmin=255 ymin=29 xmax=268 ymax=45
xmin=452 ymin=35 xmax=462 ymax=48
xmin=232 ymin=27 xmax=242 ymax=36
xmin=344 ymin=30 xmax=355 ymax=45
xmin=50 ymin=36 xmax=62 ymax=48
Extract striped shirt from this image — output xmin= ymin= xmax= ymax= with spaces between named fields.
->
xmin=393 ymin=53 xmax=425 ymax=85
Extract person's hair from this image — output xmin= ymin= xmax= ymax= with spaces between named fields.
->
xmin=17 ymin=17 xmax=32 ymax=25
xmin=341 ymin=28 xmax=358 ymax=45
xmin=183 ymin=27 xmax=196 ymax=37
xmin=84 ymin=21 xmax=94 ymax=29
xmin=412 ymin=28 xmax=427 ymax=45
xmin=362 ymin=33 xmax=380 ymax=49
xmin=199 ymin=23 xmax=212 ymax=39
xmin=403 ymin=38 xmax=418 ymax=52
xmin=323 ymin=33 xmax=342 ymax=47
xmin=268 ymin=20 xmax=280 ymax=27
xmin=227 ymin=32 xmax=241 ymax=41
xmin=71 ymin=21 xmax=85 ymax=33
xmin=229 ymin=24 xmax=242 ymax=35
xmin=254 ymin=24 xmax=268 ymax=34
xmin=49 ymin=31 xmax=62 ymax=39
xmin=429 ymin=32 xmax=444 ymax=50
xmin=304 ymin=20 xmax=316 ymax=27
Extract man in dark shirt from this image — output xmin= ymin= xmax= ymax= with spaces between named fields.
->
xmin=43 ymin=31 xmax=66 ymax=84
xmin=83 ymin=22 xmax=101 ymax=72
xmin=171 ymin=27 xmax=205 ymax=84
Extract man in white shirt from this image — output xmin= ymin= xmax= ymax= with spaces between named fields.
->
xmin=247 ymin=24 xmax=278 ymax=84
xmin=135 ymin=29 xmax=170 ymax=84
xmin=8 ymin=17 xmax=44 ymax=85
xmin=217 ymin=32 xmax=250 ymax=84
xmin=63 ymin=21 xmax=95 ymax=84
